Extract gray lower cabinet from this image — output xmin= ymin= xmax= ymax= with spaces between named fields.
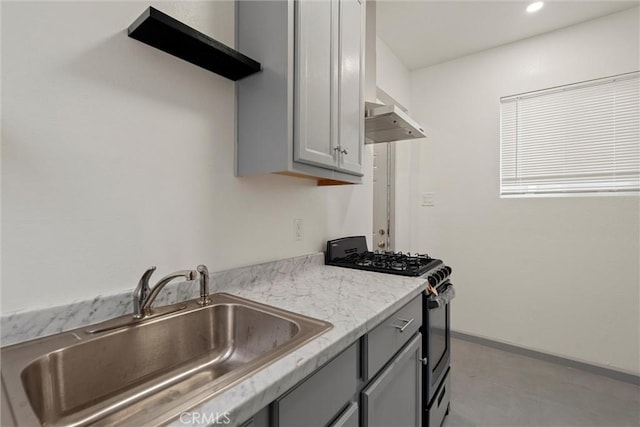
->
xmin=243 ymin=295 xmax=423 ymax=427
xmin=273 ymin=343 xmax=358 ymax=427
xmin=363 ymin=295 xmax=422 ymax=381
xmin=361 ymin=333 xmax=422 ymax=427
xmin=330 ymin=401 xmax=359 ymax=427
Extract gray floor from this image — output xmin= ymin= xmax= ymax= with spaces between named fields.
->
xmin=445 ymin=338 xmax=640 ymax=427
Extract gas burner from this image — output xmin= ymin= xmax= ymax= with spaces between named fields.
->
xmin=391 ymin=261 xmax=407 ymax=271
xmin=326 ymin=237 xmax=444 ymax=277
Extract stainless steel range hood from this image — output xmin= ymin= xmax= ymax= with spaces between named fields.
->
xmin=365 ymin=102 xmax=426 ymax=143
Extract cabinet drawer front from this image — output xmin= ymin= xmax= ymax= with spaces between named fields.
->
xmin=427 ymin=367 xmax=451 ymax=427
xmin=365 ymin=295 xmax=422 ymax=380
xmin=276 ymin=343 xmax=358 ymax=427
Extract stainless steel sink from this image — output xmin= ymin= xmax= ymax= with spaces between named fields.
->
xmin=1 ymin=293 xmax=332 ymax=426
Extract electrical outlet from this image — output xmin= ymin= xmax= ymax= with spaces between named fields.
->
xmin=421 ymin=192 xmax=435 ymax=207
xmin=294 ymin=219 xmax=304 ymax=241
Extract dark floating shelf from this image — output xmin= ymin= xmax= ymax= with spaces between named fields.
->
xmin=128 ymin=7 xmax=261 ymax=81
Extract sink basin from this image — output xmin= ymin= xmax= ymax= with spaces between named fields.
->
xmin=1 ymin=293 xmax=332 ymax=426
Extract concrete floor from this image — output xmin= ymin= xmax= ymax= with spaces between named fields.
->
xmin=445 ymin=338 xmax=640 ymax=427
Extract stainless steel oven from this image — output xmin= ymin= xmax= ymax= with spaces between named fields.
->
xmin=423 ymin=282 xmax=454 ymax=426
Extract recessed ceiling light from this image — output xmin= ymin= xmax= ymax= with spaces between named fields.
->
xmin=527 ymin=1 xmax=544 ymax=13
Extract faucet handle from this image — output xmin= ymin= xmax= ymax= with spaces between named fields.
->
xmin=197 ymin=265 xmax=210 ymax=306
xmin=133 ymin=266 xmax=156 ymax=316
xmin=138 ymin=266 xmax=157 ymax=297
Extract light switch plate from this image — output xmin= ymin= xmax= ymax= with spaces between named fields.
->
xmin=294 ymin=219 xmax=304 ymax=241
xmin=421 ymin=192 xmax=435 ymax=207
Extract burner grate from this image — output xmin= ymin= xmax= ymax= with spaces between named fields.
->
xmin=325 ymin=236 xmax=444 ymax=277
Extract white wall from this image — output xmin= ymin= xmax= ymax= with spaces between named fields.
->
xmin=1 ymin=1 xmax=373 ymax=313
xmin=375 ymin=35 xmax=416 ymax=251
xmin=376 ymin=36 xmax=411 ymax=110
xmin=407 ymin=8 xmax=640 ymax=374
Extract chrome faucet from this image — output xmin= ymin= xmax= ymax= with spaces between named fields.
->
xmin=197 ymin=265 xmax=211 ymax=306
xmin=133 ymin=264 xmax=212 ymax=319
xmin=133 ymin=267 xmax=197 ymax=318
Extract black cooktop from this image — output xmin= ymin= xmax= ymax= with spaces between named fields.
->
xmin=325 ymin=236 xmax=442 ymax=277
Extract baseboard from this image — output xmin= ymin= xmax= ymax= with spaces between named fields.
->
xmin=451 ymin=330 xmax=640 ymax=386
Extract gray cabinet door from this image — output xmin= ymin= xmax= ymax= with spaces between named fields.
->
xmin=330 ymin=401 xmax=359 ymax=427
xmin=336 ymin=0 xmax=364 ymax=176
xmin=293 ymin=0 xmax=337 ymax=169
xmin=362 ymin=333 xmax=422 ymax=427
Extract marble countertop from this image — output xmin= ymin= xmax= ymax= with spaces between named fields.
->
xmin=1 ymin=253 xmax=427 ymax=426
xmin=173 ymin=258 xmax=427 ymax=427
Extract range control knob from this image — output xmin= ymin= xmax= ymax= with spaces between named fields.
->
xmin=428 ymin=275 xmax=438 ymax=286
xmin=444 ymin=265 xmax=452 ymax=275
xmin=438 ymin=270 xmax=446 ymax=280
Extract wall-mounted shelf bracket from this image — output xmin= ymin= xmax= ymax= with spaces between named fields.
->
xmin=128 ymin=7 xmax=261 ymax=81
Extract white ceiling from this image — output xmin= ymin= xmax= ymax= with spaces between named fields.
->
xmin=377 ymin=0 xmax=639 ymax=70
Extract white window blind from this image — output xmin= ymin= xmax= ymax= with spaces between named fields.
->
xmin=500 ymin=72 xmax=639 ymax=197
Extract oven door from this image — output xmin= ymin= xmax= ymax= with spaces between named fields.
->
xmin=423 ymin=284 xmax=452 ymax=405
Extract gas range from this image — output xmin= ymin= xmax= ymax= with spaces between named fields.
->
xmin=326 ymin=235 xmax=455 ymax=427
xmin=325 ymin=236 xmax=450 ymax=281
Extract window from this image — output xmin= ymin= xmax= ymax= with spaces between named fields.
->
xmin=500 ymin=72 xmax=639 ymax=197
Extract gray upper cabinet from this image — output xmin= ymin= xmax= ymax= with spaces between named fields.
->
xmin=237 ymin=0 xmax=364 ymax=185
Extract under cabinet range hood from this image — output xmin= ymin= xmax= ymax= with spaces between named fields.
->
xmin=364 ymin=102 xmax=427 ymax=143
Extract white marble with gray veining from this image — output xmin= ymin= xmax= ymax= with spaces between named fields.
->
xmin=169 ymin=257 xmax=427 ymax=427
xmin=1 ymin=252 xmax=427 ymax=426
xmin=0 ymin=254 xmax=324 ymax=346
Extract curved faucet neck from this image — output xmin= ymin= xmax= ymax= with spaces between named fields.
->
xmin=134 ymin=269 xmax=196 ymax=318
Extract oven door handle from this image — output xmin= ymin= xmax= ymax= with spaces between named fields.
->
xmin=427 ymin=283 xmax=456 ymax=310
